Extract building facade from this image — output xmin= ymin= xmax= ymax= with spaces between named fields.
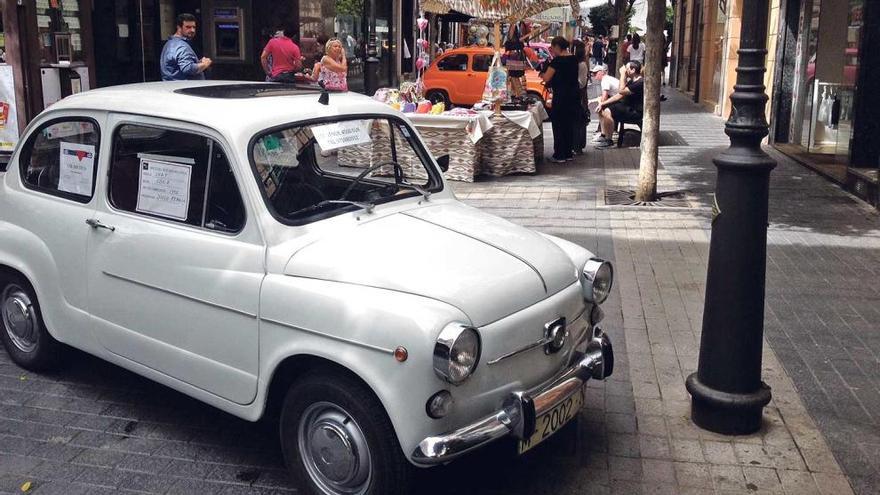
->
xmin=670 ymin=0 xmax=878 ymax=207
xmin=1 ymin=0 xmax=407 ymax=151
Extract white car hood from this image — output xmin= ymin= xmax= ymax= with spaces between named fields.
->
xmin=284 ymin=202 xmax=578 ymax=326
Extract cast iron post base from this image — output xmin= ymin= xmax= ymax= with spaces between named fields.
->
xmin=686 ymin=374 xmax=771 ymax=435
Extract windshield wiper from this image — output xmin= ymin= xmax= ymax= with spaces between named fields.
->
xmin=287 ymin=199 xmax=375 ymax=218
xmin=397 ymin=181 xmax=431 ymax=200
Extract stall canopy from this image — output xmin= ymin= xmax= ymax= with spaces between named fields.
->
xmin=421 ymin=0 xmax=580 ymax=21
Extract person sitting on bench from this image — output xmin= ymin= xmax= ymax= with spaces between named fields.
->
xmin=595 ymin=61 xmax=644 ymax=149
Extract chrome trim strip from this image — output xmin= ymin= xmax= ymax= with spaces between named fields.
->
xmin=486 ymin=306 xmax=588 ymax=366
xmin=101 ymin=271 xmax=257 ymax=318
xmin=260 ymin=317 xmax=395 ymax=355
xmin=487 ymin=336 xmax=553 ymax=365
xmin=401 ymin=213 xmax=549 ymax=293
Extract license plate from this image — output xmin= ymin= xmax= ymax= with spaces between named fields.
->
xmin=517 ymin=389 xmax=584 ymax=454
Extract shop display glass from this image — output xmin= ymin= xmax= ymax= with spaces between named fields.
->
xmin=791 ymin=0 xmax=863 ymax=160
xmin=36 ymin=0 xmax=85 ymax=64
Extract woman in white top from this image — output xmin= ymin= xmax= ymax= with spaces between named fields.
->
xmin=627 ymin=33 xmax=645 ymax=63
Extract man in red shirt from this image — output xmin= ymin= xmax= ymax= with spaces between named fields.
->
xmin=261 ymin=28 xmax=303 ymax=83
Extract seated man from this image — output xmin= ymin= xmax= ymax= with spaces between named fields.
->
xmin=596 ymin=61 xmax=644 ymax=149
xmin=588 ymin=64 xmax=620 ymax=146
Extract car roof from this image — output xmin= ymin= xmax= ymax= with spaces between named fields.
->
xmin=444 ymin=46 xmax=494 ymax=55
xmin=48 ymin=81 xmax=400 ymax=138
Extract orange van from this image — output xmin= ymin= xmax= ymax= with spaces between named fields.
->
xmin=423 ymin=46 xmax=548 ymax=107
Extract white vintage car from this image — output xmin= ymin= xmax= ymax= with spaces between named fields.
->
xmin=0 ymin=82 xmax=614 ymax=494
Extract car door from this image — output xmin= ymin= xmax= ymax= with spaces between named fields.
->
xmin=7 ymin=115 xmax=103 ymax=349
xmin=434 ymin=52 xmax=471 ymax=104
xmin=469 ymin=53 xmax=493 ymax=103
xmin=86 ymin=115 xmax=264 ymax=405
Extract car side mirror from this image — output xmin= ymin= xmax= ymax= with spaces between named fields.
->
xmin=436 ymin=154 xmax=449 ymax=172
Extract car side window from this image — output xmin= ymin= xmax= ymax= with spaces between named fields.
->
xmin=437 ymin=54 xmax=468 ymax=71
xmin=472 ymin=55 xmax=492 ymax=72
xmin=109 ymin=124 xmax=245 ymax=234
xmin=20 ymin=119 xmax=99 ymax=202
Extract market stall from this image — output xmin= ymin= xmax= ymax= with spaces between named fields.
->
xmin=345 ymin=0 xmax=576 ymax=181
xmin=336 ymin=106 xmax=546 ymax=182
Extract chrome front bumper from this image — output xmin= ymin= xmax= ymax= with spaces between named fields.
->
xmin=411 ymin=328 xmax=614 ymax=465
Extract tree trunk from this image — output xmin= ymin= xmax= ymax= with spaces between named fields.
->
xmin=614 ymin=0 xmax=628 ymax=72
xmin=635 ymin=0 xmax=666 ymax=202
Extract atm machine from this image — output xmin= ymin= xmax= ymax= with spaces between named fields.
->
xmin=212 ymin=6 xmax=246 ymax=61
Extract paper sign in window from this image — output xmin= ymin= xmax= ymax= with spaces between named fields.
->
xmin=45 ymin=121 xmax=92 ymax=140
xmin=57 ymin=142 xmax=95 ymax=196
xmin=310 ymin=120 xmax=371 ymax=151
xmin=136 ymin=158 xmax=192 ymax=221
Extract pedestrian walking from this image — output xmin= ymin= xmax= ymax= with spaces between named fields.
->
xmin=572 ymin=39 xmax=591 ymax=155
xmin=620 ymin=34 xmax=632 ymax=64
xmin=261 ymin=27 xmax=303 ymax=83
xmin=591 ymin=35 xmax=606 ymax=66
xmin=627 ymin=33 xmax=645 ymax=64
xmin=159 ymin=13 xmax=211 ymax=81
xmin=541 ymin=36 xmax=579 ymax=162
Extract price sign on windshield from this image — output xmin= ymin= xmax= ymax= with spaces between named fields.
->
xmin=311 ymin=120 xmax=371 ymax=151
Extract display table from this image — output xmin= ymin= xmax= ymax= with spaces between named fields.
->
xmin=405 ymin=112 xmax=492 ymax=182
xmin=337 ymin=105 xmax=546 ymax=182
xmin=476 ymin=104 xmax=547 ymax=177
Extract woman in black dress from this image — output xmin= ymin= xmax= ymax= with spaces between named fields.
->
xmin=541 ymin=37 xmax=579 ymax=162
xmin=571 ymin=39 xmax=590 ymax=155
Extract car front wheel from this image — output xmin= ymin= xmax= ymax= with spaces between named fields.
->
xmin=280 ymin=370 xmax=413 ymax=495
xmin=0 ymin=276 xmax=63 ymax=371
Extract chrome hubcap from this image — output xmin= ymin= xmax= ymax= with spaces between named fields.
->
xmin=2 ymin=285 xmax=38 ymax=353
xmin=298 ymin=402 xmax=371 ymax=495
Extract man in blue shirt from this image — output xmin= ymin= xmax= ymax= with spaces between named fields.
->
xmin=160 ymin=13 xmax=212 ymax=81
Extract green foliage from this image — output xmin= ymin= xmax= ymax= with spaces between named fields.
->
xmin=588 ymin=3 xmax=615 ymax=36
xmin=337 ymin=0 xmax=363 ymax=17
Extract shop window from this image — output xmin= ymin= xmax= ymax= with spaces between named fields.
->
xmin=790 ymin=0 xmax=863 ymax=166
xmin=20 ymin=119 xmax=99 ymax=203
xmin=35 ymin=0 xmax=85 ymax=64
xmin=109 ymin=124 xmax=245 ymax=234
xmin=438 ymin=54 xmax=468 ymax=71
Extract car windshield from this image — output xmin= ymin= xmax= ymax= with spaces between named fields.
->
xmin=250 ymin=117 xmax=440 ymax=224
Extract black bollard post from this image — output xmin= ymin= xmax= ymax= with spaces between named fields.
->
xmin=364 ymin=0 xmax=379 ymax=96
xmin=685 ymin=0 xmax=775 ymax=435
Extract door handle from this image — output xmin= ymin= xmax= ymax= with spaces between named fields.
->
xmin=85 ymin=218 xmax=115 ymax=232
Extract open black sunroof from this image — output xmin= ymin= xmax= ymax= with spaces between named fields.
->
xmin=174 ymin=83 xmax=325 ymax=99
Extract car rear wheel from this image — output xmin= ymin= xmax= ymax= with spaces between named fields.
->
xmin=425 ymin=90 xmax=451 ymax=108
xmin=280 ymin=370 xmax=413 ymax=495
xmin=0 ymin=276 xmax=63 ymax=371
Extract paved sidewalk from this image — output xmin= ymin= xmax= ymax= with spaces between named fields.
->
xmin=449 ymin=89 xmax=879 ymax=494
xmin=0 ymin=90 xmax=877 ymax=494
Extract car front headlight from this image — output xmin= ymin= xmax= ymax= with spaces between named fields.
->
xmin=582 ymin=258 xmax=614 ymax=304
xmin=433 ymin=323 xmax=481 ymax=385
